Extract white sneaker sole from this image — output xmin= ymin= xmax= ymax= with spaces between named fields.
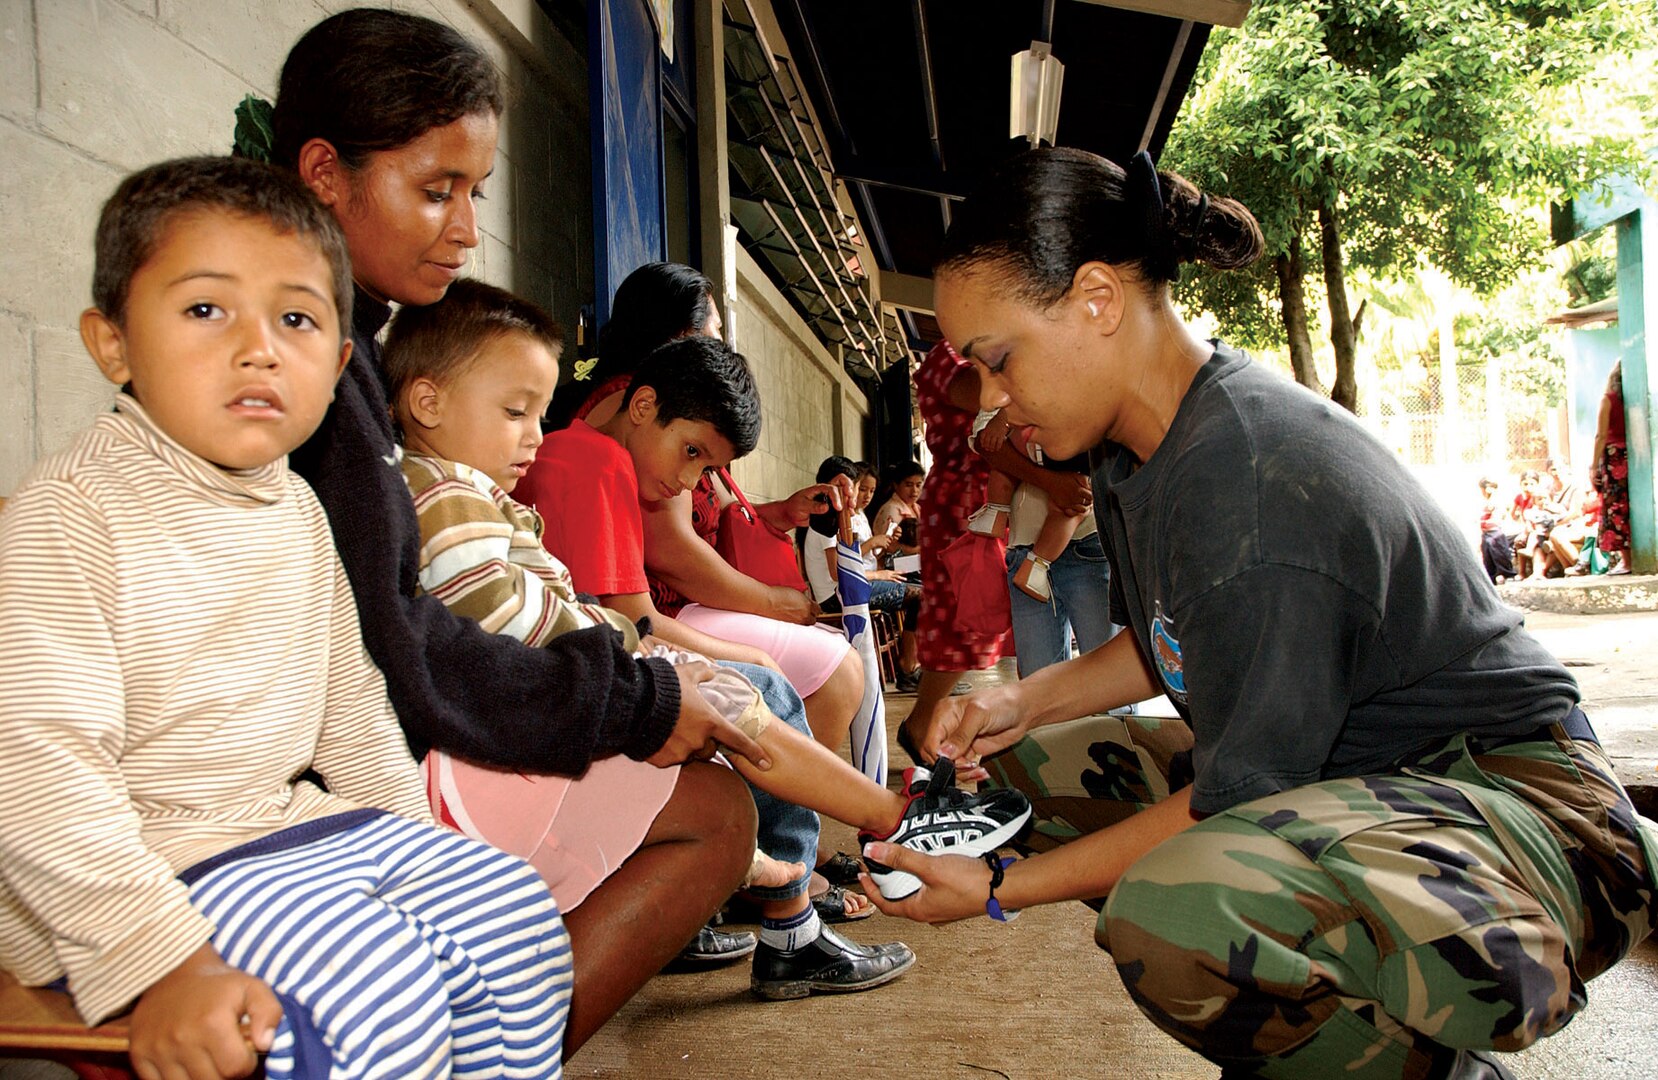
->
xmin=869 ymin=807 xmax=1032 ymax=902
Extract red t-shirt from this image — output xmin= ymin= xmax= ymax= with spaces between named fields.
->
xmin=515 ymin=421 xmax=649 ymax=597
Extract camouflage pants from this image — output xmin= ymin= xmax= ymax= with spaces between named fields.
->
xmin=985 ymin=714 xmax=1658 ymax=1078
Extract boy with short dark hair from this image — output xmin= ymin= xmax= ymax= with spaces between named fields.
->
xmin=0 ymin=157 xmax=570 ymax=1079
xmin=386 ymin=289 xmax=1032 ymax=999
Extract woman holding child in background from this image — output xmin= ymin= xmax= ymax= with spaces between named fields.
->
xmin=895 ymin=343 xmax=1014 ymax=767
xmin=861 ymin=146 xmax=1658 ymax=1080
xmin=263 ymin=9 xmax=766 ymax=1053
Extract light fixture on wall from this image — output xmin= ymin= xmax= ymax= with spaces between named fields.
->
xmin=1010 ymin=40 xmax=1064 ymax=147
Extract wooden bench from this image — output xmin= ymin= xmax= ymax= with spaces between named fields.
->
xmin=0 ymin=971 xmax=132 ymax=1078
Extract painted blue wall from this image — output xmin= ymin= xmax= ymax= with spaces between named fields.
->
xmin=589 ymin=0 xmax=666 ymax=325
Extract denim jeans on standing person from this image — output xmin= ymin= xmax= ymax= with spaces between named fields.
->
xmin=1005 ymin=532 xmax=1121 ymax=678
xmin=719 ymin=661 xmax=819 ymax=901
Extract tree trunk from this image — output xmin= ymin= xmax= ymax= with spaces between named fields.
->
xmin=1273 ymin=235 xmax=1320 ymax=394
xmin=1320 ymin=200 xmax=1359 ymax=413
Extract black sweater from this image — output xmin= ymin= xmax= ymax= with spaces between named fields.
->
xmin=289 ymin=290 xmax=680 ymax=774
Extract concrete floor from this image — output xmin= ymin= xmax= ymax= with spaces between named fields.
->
xmin=571 ymin=610 xmax=1658 ymax=1079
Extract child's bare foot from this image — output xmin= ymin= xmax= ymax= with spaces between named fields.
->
xmin=743 ymin=850 xmax=808 ymax=889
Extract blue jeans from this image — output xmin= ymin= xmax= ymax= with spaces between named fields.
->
xmin=721 ymin=662 xmax=818 ymax=900
xmin=1005 ymin=532 xmax=1121 ymax=678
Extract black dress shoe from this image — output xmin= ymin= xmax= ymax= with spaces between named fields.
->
xmin=750 ymin=926 xmax=915 ymax=1000
xmin=675 ymin=922 xmax=757 ymax=965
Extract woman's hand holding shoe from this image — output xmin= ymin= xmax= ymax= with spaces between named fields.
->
xmin=856 ymin=842 xmax=994 ymax=925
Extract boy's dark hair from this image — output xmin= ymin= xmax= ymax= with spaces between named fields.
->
xmin=383 ymin=278 xmax=564 ymax=400
xmin=273 ymin=9 xmax=504 ymax=172
xmin=623 ymin=336 xmax=761 ymax=457
xmin=872 ymin=459 xmax=925 ymax=516
xmin=93 ymin=156 xmax=352 ymax=329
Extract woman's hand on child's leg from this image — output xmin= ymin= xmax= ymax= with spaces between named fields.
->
xmin=129 ymin=942 xmax=282 ymax=1080
xmin=649 ymin=661 xmax=772 ymax=771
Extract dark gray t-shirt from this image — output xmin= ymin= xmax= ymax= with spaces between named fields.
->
xmin=1091 ymin=344 xmax=1578 ymax=816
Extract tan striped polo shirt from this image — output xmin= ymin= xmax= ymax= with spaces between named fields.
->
xmin=0 ymin=395 xmax=430 ymax=1024
xmin=401 ymin=453 xmax=640 ymax=650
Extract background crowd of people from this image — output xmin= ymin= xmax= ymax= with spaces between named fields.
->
xmin=1476 ymin=362 xmax=1631 ymax=585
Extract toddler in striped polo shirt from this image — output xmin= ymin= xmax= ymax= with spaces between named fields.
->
xmin=0 ymin=157 xmax=571 ymax=1079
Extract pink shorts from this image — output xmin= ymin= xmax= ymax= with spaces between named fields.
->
xmin=675 ymin=603 xmax=850 ymax=696
xmin=423 ymin=750 xmax=679 ymax=912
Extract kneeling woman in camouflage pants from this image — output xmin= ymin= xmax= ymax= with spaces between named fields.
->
xmin=859 ymin=147 xmax=1657 ymax=1080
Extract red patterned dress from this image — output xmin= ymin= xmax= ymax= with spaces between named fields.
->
xmin=1596 ymin=363 xmax=1629 ymax=557
xmin=914 ymin=341 xmax=1011 ymax=670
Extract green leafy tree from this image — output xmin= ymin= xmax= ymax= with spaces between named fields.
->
xmin=1166 ymin=0 xmax=1656 ymax=412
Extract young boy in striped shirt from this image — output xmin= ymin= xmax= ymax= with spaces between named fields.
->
xmin=384 ymin=279 xmax=1032 ymax=999
xmin=0 ymin=157 xmax=571 ymax=1079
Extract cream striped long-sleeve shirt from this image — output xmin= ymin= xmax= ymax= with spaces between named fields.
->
xmin=0 ymin=395 xmax=431 ymax=1024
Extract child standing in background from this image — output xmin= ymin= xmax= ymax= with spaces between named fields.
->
xmin=967 ymin=408 xmax=1089 ymax=602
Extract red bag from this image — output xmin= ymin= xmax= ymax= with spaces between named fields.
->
xmin=937 ymin=531 xmax=1010 ymax=635
xmin=713 ymin=469 xmax=809 ymax=591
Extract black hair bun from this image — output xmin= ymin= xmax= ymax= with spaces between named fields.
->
xmin=1161 ymin=174 xmax=1264 ymax=271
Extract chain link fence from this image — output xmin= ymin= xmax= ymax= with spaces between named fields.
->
xmin=1357 ymin=356 xmax=1561 ymax=474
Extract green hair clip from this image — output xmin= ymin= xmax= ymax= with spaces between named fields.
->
xmin=232 ymin=95 xmax=276 ymax=163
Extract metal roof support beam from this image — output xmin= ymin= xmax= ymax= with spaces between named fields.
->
xmin=909 ymin=0 xmax=950 ymax=231
xmin=1137 ymin=18 xmax=1194 ymax=153
xmin=833 ymin=159 xmax=968 ymax=202
xmin=1069 ymin=0 xmax=1249 ymax=28
xmin=695 ymin=0 xmax=734 ymax=316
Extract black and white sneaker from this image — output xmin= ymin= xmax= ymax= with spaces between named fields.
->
xmin=858 ymin=759 xmax=1031 ymax=901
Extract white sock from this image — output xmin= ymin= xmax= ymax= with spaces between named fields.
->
xmin=759 ymin=905 xmax=822 ymax=951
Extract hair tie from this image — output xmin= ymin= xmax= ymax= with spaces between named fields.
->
xmin=1125 ymin=150 xmax=1164 ymax=233
xmin=1125 ymin=150 xmax=1177 ymax=277
xmin=232 ymin=95 xmax=276 ymax=163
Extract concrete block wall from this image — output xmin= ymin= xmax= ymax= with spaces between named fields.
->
xmin=727 ymin=246 xmax=869 ymax=502
xmin=0 ymin=0 xmax=592 ymax=495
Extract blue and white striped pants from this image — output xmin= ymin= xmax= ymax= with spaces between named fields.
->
xmin=183 ymin=811 xmax=571 ymax=1079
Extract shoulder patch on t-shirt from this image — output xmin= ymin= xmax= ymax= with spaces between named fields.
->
xmin=1150 ymin=600 xmax=1187 ymax=705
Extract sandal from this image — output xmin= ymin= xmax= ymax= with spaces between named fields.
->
xmin=816 ymin=851 xmax=865 ymax=888
xmin=965 ymin=502 xmax=1011 ymax=539
xmin=812 ymin=884 xmax=873 ymax=923
xmin=1012 ymin=551 xmax=1053 ymax=602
